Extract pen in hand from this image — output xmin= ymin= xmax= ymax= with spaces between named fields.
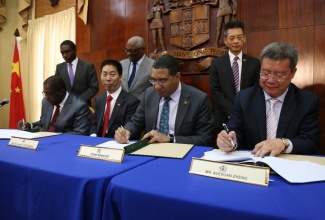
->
xmin=120 ymin=125 xmax=129 ymax=143
xmin=222 ymin=123 xmax=236 ymax=149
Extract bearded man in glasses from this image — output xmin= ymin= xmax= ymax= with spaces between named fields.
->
xmin=217 ymin=42 xmax=320 ymax=156
xmin=115 ymin=54 xmax=214 ymax=146
xmin=18 ymin=76 xmax=90 ymax=135
xmin=120 ymin=36 xmax=155 ymax=101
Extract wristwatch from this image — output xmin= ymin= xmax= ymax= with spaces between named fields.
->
xmin=169 ymin=134 xmax=174 ymax=143
xmin=281 ymin=138 xmax=290 ymax=152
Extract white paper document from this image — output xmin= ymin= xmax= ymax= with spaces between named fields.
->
xmin=97 ymin=140 xmax=136 ymax=149
xmin=0 ymin=129 xmax=40 ymax=139
xmin=204 ymin=150 xmax=325 ymax=183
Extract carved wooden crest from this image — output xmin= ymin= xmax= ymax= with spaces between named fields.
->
xmin=170 ymin=5 xmax=209 ymax=50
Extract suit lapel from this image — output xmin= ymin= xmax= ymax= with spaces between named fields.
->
xmin=148 ymin=92 xmax=160 ymax=131
xmin=277 ymin=85 xmax=297 ymax=137
xmin=223 ymin=54 xmax=237 ymax=91
xmin=73 ymin=60 xmax=83 ymax=87
xmin=62 ymin=63 xmax=72 ymax=90
xmin=253 ymin=87 xmax=267 ymax=140
xmin=108 ymin=90 xmax=126 ymax=129
xmin=122 ymin=60 xmax=131 ymax=92
xmin=175 ymin=84 xmax=190 ymax=134
xmin=44 ymin=101 xmax=54 ymax=129
xmin=56 ymin=94 xmax=72 ymax=126
xmin=240 ymin=54 xmax=248 ymax=88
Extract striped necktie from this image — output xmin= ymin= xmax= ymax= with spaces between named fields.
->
xmin=266 ymin=98 xmax=279 ymax=139
xmin=232 ymin=56 xmax=239 ymax=92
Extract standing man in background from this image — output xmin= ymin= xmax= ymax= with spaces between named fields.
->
xmin=90 ymin=59 xmax=140 ymax=138
xmin=209 ymin=20 xmax=260 ymax=135
xmin=120 ymin=36 xmax=154 ymax=101
xmin=55 ymin=40 xmax=99 ymax=106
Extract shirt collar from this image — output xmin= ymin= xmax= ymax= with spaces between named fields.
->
xmin=228 ymin=51 xmax=243 ymax=62
xmin=263 ymin=88 xmax=289 ymax=103
xmin=106 ymin=86 xmax=122 ymax=100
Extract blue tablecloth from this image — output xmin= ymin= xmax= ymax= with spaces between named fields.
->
xmin=0 ymin=134 xmax=154 ymax=220
xmin=104 ymin=146 xmax=325 ymax=220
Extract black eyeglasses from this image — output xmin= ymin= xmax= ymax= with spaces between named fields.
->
xmin=259 ymin=72 xmax=288 ymax=82
xmin=149 ymin=78 xmax=169 ymax=85
xmin=42 ymin=91 xmax=59 ymax=98
xmin=124 ymin=47 xmax=144 ymax=54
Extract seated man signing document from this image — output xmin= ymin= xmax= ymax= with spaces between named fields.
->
xmin=18 ymin=76 xmax=90 ymax=135
xmin=217 ymin=42 xmax=320 ymax=157
xmin=115 ymin=54 xmax=214 ymax=146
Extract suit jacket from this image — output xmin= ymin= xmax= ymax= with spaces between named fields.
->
xmin=125 ymin=83 xmax=214 ymax=146
xmin=227 ymin=84 xmax=320 ymax=154
xmin=33 ymin=94 xmax=90 ymax=135
xmin=55 ymin=59 xmax=99 ymax=105
xmin=120 ymin=55 xmax=154 ymax=101
xmin=90 ymin=90 xmax=140 ymax=138
xmin=209 ymin=53 xmax=260 ymax=131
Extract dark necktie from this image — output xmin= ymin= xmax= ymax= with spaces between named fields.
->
xmin=158 ymin=97 xmax=171 ymax=135
xmin=48 ymin=105 xmax=60 ymax=132
xmin=102 ymin=95 xmax=113 ymax=137
xmin=232 ymin=56 xmax=239 ymax=92
xmin=128 ymin=62 xmax=137 ymax=88
xmin=68 ymin=63 xmax=74 ymax=86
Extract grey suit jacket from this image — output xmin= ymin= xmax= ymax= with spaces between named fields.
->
xmin=55 ymin=59 xmax=99 ymax=105
xmin=90 ymin=89 xmax=140 ymax=138
xmin=33 ymin=93 xmax=90 ymax=135
xmin=227 ymin=84 xmax=320 ymax=154
xmin=209 ymin=53 xmax=260 ymax=131
xmin=125 ymin=83 xmax=214 ymax=146
xmin=120 ymin=55 xmax=154 ymax=101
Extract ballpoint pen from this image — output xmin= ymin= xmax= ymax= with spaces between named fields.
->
xmin=222 ymin=123 xmax=236 ymax=149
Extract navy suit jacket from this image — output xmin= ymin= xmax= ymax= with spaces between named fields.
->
xmin=55 ymin=59 xmax=99 ymax=105
xmin=125 ymin=83 xmax=214 ymax=146
xmin=227 ymin=84 xmax=320 ymax=154
xmin=120 ymin=55 xmax=154 ymax=101
xmin=209 ymin=53 xmax=260 ymax=131
xmin=90 ymin=90 xmax=140 ymax=138
xmin=33 ymin=93 xmax=90 ymax=135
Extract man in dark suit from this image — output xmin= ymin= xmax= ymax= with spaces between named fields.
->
xmin=18 ymin=76 xmax=90 ymax=135
xmin=115 ymin=54 xmax=214 ymax=146
xmin=209 ymin=20 xmax=260 ymax=134
xmin=90 ymin=60 xmax=140 ymax=138
xmin=55 ymin=40 xmax=99 ymax=106
xmin=120 ymin=36 xmax=155 ymax=101
xmin=217 ymin=42 xmax=320 ymax=156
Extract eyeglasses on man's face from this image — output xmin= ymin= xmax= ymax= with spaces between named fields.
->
xmin=149 ymin=78 xmax=169 ymax=85
xmin=259 ymin=72 xmax=288 ymax=82
xmin=42 ymin=91 xmax=59 ymax=98
xmin=124 ymin=47 xmax=144 ymax=54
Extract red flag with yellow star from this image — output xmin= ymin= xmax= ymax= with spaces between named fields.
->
xmin=9 ymin=39 xmax=26 ymax=128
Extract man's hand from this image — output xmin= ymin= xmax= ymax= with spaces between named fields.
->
xmin=252 ymin=139 xmax=285 ymax=157
xmin=142 ymin=130 xmax=169 ymax=144
xmin=216 ymin=130 xmax=237 ymax=152
xmin=17 ymin=120 xmax=31 ymax=130
xmin=115 ymin=127 xmax=131 ymax=144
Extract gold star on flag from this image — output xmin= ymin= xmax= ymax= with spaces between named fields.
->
xmin=15 ymin=87 xmax=21 ymax=93
xmin=12 ymin=61 xmax=20 ymax=77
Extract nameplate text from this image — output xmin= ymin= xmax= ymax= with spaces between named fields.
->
xmin=8 ymin=137 xmax=39 ymax=150
xmin=77 ymin=145 xmax=124 ymax=163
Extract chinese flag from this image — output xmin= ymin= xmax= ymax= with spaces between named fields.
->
xmin=9 ymin=39 xmax=26 ymax=128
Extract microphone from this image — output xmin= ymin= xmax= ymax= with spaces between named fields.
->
xmin=0 ymin=98 xmax=9 ymax=107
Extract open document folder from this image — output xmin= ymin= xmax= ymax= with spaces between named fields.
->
xmin=97 ymin=139 xmax=194 ymax=159
xmin=204 ymin=150 xmax=325 ymax=184
xmin=0 ymin=129 xmax=61 ymax=139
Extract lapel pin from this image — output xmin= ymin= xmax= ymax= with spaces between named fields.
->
xmin=183 ymin=101 xmax=188 ymax=105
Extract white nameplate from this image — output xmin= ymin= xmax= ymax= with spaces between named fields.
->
xmin=189 ymin=157 xmax=270 ymax=186
xmin=8 ymin=136 xmax=39 ymax=150
xmin=77 ymin=145 xmax=124 ymax=163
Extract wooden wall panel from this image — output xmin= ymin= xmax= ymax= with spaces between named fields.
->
xmin=315 ymin=0 xmax=325 ymax=25
xmin=314 ymin=25 xmax=325 ymax=108
xmin=279 ymin=0 xmax=314 ymax=28
xmin=279 ymin=27 xmax=314 ymax=89
xmin=245 ymin=30 xmax=279 ymax=59
xmin=35 ymin=0 xmax=75 ymax=18
xmin=246 ymin=0 xmax=279 ymax=32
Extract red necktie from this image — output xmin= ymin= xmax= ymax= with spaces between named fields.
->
xmin=48 ymin=105 xmax=60 ymax=132
xmin=102 ymin=95 xmax=113 ymax=137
